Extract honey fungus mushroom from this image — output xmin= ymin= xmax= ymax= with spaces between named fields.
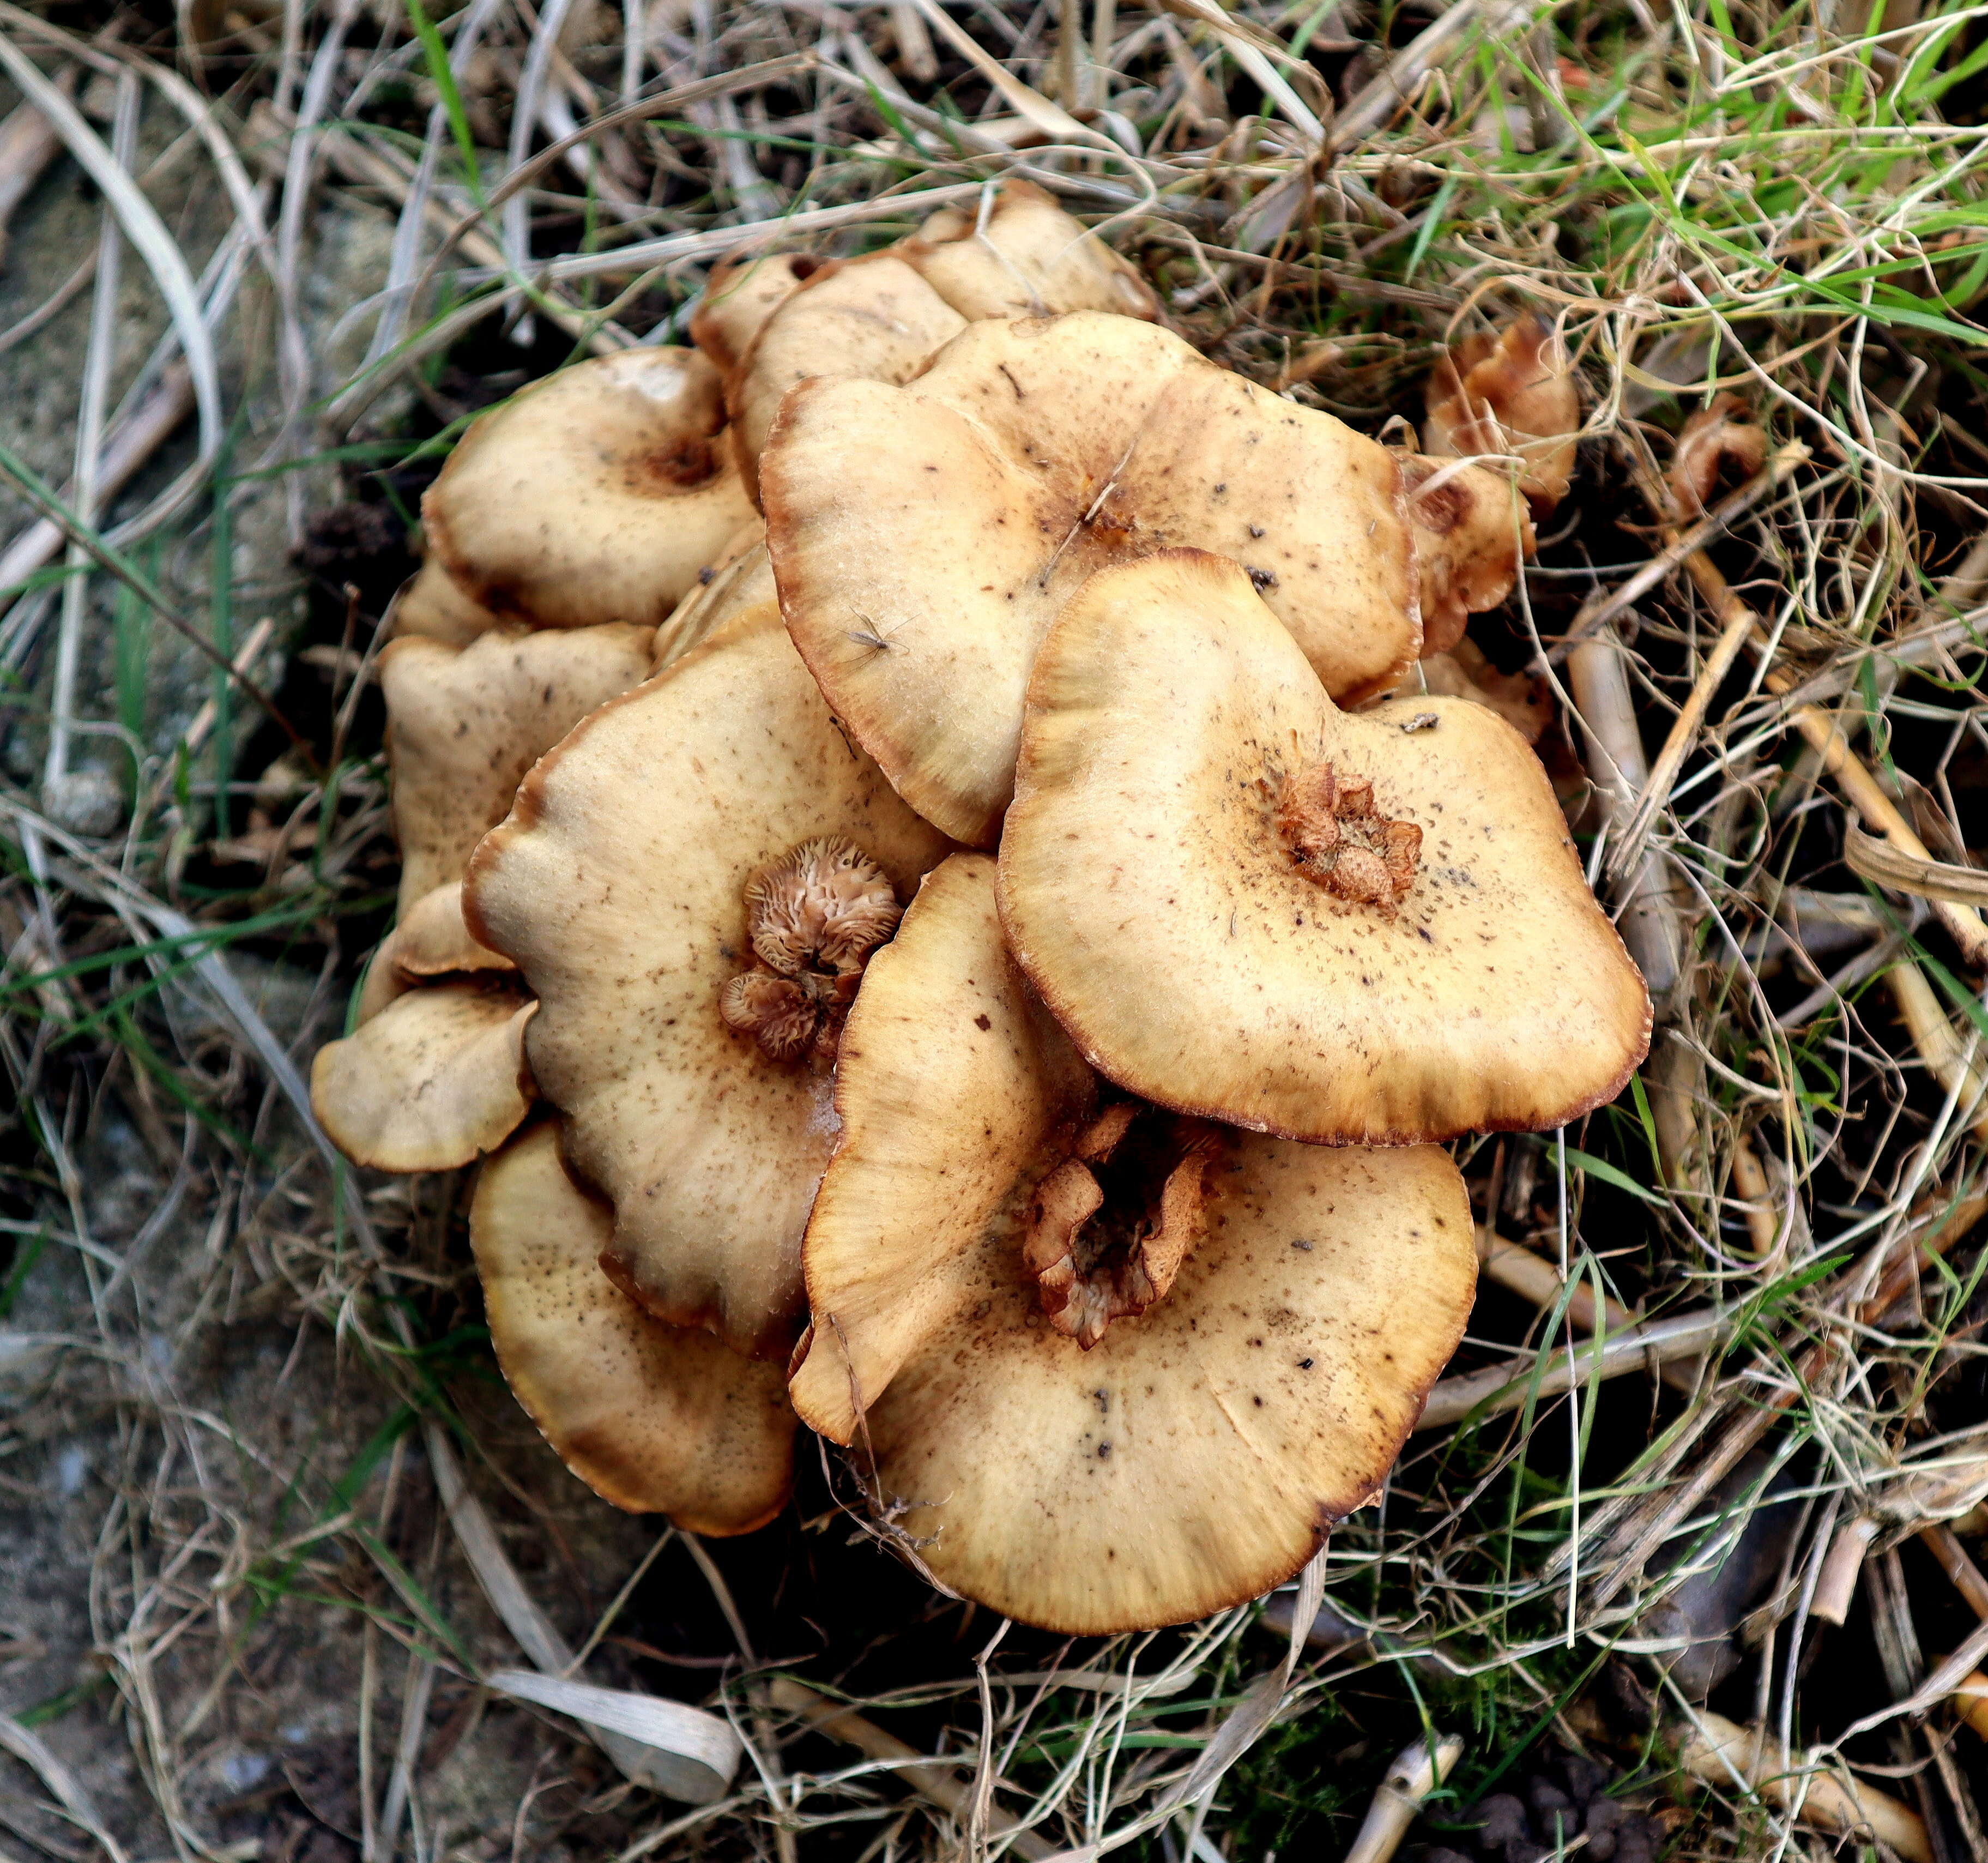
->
xmin=789 ymin=854 xmax=1477 ymax=1633
xmin=473 ymin=1118 xmax=795 ymax=1530
xmin=464 ymin=602 xmax=952 ymax=1360
xmin=716 ymin=182 xmax=1160 ymax=502
xmin=995 ymin=550 xmax=1652 ymax=1145
xmin=764 ymin=311 xmax=1530 ymax=846
xmin=1423 ymin=312 xmax=1582 ymax=517
xmin=313 ymin=623 xmax=656 ymax=1173
xmin=422 ymin=348 xmax=757 ymax=631
xmin=312 ymin=979 xmax=537 ymax=1172
xmin=380 ymin=622 xmax=656 ymax=915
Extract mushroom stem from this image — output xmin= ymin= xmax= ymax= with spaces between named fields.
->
xmin=1022 ymin=1106 xmax=1217 ymax=1348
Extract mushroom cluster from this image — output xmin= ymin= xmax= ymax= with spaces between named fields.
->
xmin=317 ymin=184 xmax=1649 ymax=1627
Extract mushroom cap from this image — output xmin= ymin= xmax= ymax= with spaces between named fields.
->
xmin=996 ymin=549 xmax=1651 ymax=1144
xmin=902 ymin=180 xmax=1160 ymax=322
xmin=311 ymin=979 xmax=536 ymax=1172
xmin=1423 ymin=314 xmax=1580 ymax=515
xmin=651 ymin=520 xmax=776 ymax=673
xmin=1398 ymin=455 xmax=1533 ymax=657
xmin=382 ymin=622 xmax=655 ymax=915
xmin=422 ymin=349 xmax=758 ymax=630
xmin=791 ymin=853 xmax=1476 ymax=1633
xmin=355 ymin=881 xmax=516 ymax=1023
xmin=690 ymin=252 xmax=822 ymax=381
xmin=763 ymin=311 xmax=1421 ymax=847
xmin=727 ymin=254 xmax=969 ymax=502
xmin=389 ymin=557 xmax=503 ymax=648
xmin=463 ymin=602 xmax=953 ymax=1359
xmin=1397 ymin=640 xmax=1552 ymax=745
xmin=473 ymin=1119 xmax=795 ymax=1531
xmin=790 ymin=853 xmax=1092 ymax=1441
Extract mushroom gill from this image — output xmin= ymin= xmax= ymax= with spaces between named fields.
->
xmin=720 ymin=836 xmax=903 ymax=1068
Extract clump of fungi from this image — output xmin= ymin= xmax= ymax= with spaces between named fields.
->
xmin=317 ymin=184 xmax=1642 ymax=1627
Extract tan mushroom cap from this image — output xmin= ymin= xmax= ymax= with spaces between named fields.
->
xmin=727 ymin=255 xmax=969 ymax=502
xmin=356 ymin=881 xmax=515 ymax=1023
xmin=473 ymin=1119 xmax=795 ymax=1530
xmin=791 ymin=853 xmax=1476 ymax=1633
xmin=422 ymin=348 xmax=757 ymax=630
xmin=764 ymin=312 xmax=1428 ymax=847
xmin=1423 ymin=314 xmax=1580 ymax=516
xmin=382 ymin=622 xmax=655 ymax=914
xmin=902 ymin=179 xmax=1160 ymax=322
xmin=996 ymin=550 xmax=1652 ymax=1145
xmin=790 ymin=854 xmax=1092 ymax=1441
xmin=1398 ymin=456 xmax=1534 ymax=658
xmin=312 ymin=980 xmax=536 ymax=1172
xmin=690 ymin=252 xmax=821 ymax=381
xmin=464 ymin=602 xmax=953 ymax=1359
xmin=389 ymin=557 xmax=503 ymax=648
xmin=1395 ymin=639 xmax=1552 ymax=746
xmin=651 ymin=520 xmax=775 ymax=673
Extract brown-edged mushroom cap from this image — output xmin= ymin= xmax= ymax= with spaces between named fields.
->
xmin=464 ymin=602 xmax=953 ymax=1359
xmin=1397 ymin=454 xmax=1534 ymax=658
xmin=355 ymin=881 xmax=516 ymax=1023
xmin=389 ymin=557 xmax=503 ymax=647
xmin=901 ymin=180 xmax=1160 ymax=322
xmin=996 ymin=549 xmax=1651 ymax=1145
xmin=422 ymin=349 xmax=757 ymax=630
xmin=312 ymin=979 xmax=536 ymax=1171
xmin=382 ymin=622 xmax=655 ymax=915
xmin=1423 ymin=313 xmax=1580 ymax=516
xmin=766 ymin=312 xmax=1439 ymax=846
xmin=690 ymin=253 xmax=823 ymax=381
xmin=1669 ymin=393 xmax=1768 ymax=516
xmin=727 ymin=254 xmax=969 ymax=502
xmin=790 ymin=853 xmax=1476 ymax=1633
xmin=651 ymin=520 xmax=775 ymax=673
xmin=473 ymin=1119 xmax=795 ymax=1530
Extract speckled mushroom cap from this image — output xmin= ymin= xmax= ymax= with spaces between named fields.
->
xmin=422 ymin=349 xmax=757 ymax=630
xmin=996 ymin=550 xmax=1652 ymax=1145
xmin=1423 ymin=313 xmax=1580 ymax=517
xmin=355 ymin=880 xmax=516 ymax=1024
xmin=381 ymin=622 xmax=655 ymax=915
xmin=651 ymin=520 xmax=776 ymax=673
xmin=900 ymin=179 xmax=1160 ymax=322
xmin=764 ymin=311 xmax=1494 ymax=847
xmin=790 ymin=854 xmax=1476 ymax=1633
xmin=473 ymin=1119 xmax=796 ymax=1530
xmin=312 ymin=980 xmax=536 ymax=1172
xmin=726 ymin=254 xmax=969 ymax=502
xmin=690 ymin=252 xmax=822 ymax=382
xmin=389 ymin=557 xmax=503 ymax=648
xmin=464 ymin=602 xmax=953 ymax=1360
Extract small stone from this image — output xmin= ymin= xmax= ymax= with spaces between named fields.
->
xmin=42 ymin=767 xmax=124 ymax=838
